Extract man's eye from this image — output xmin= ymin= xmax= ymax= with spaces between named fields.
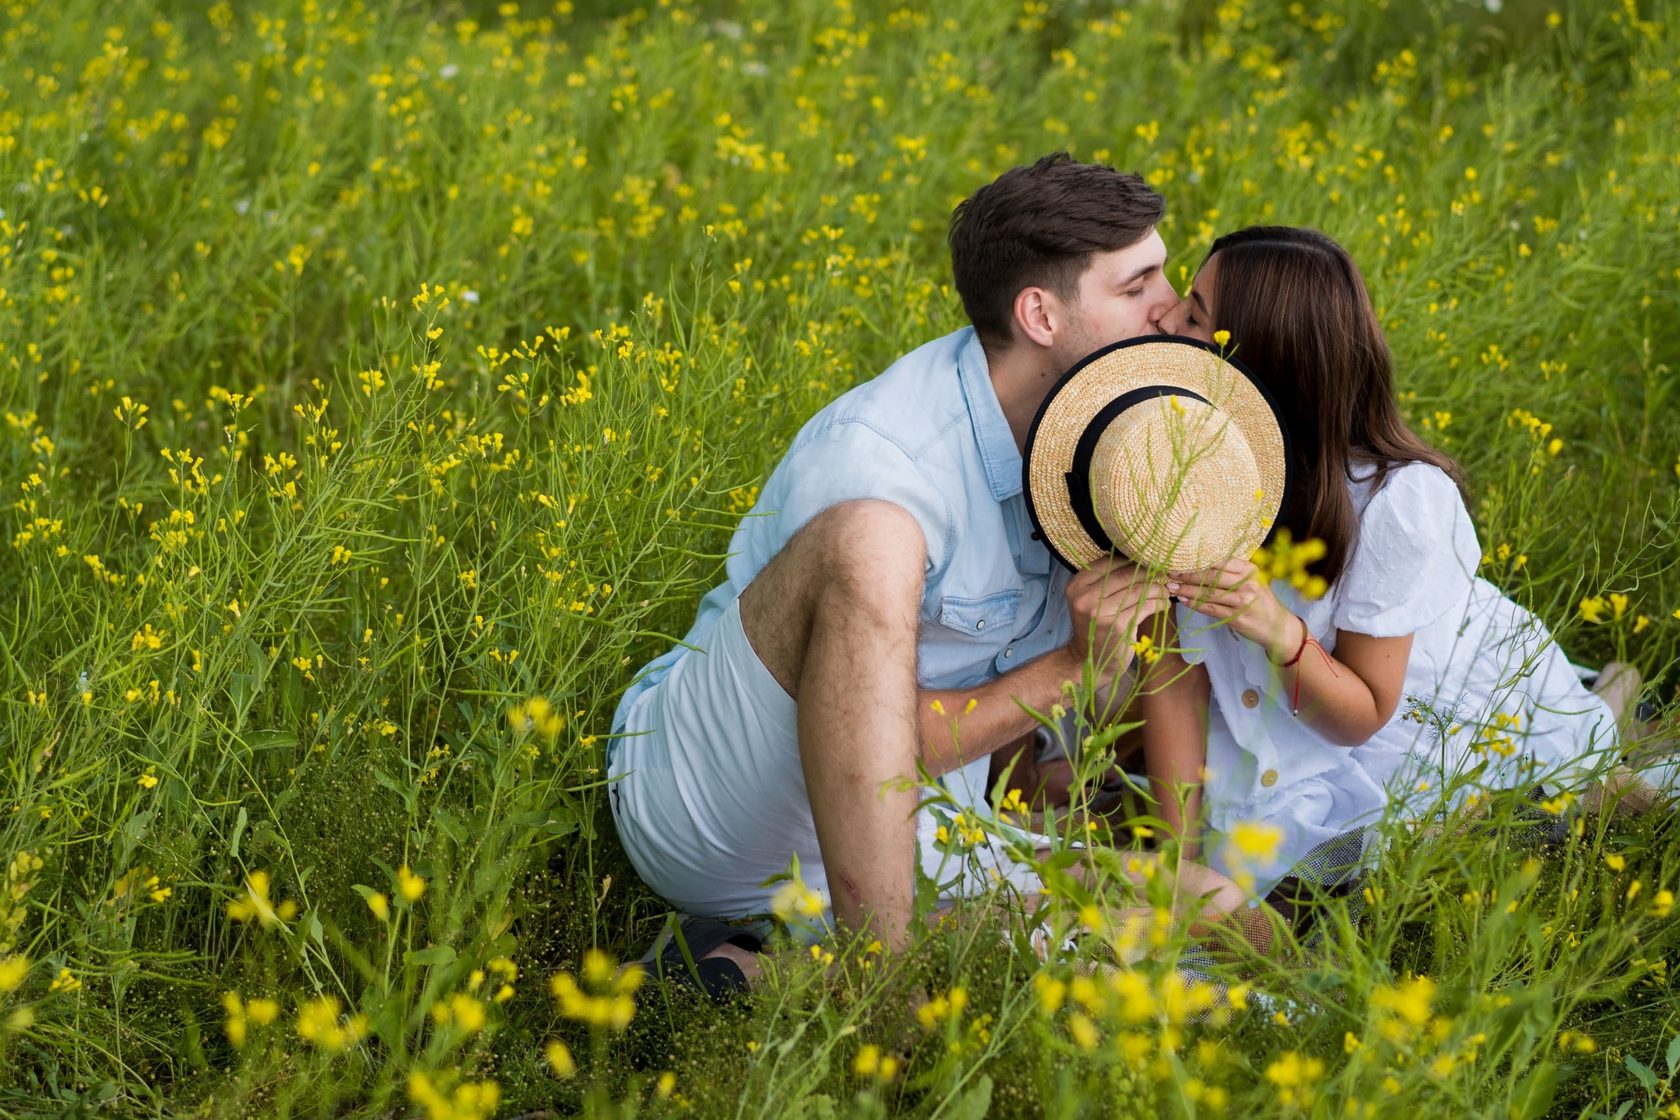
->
xmin=1124 ymin=288 xmax=1144 ymax=298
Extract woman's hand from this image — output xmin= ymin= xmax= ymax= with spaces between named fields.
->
xmin=1166 ymin=559 xmax=1302 ymax=663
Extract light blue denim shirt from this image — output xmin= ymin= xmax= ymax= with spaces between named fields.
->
xmin=610 ymin=326 xmax=1075 ymax=808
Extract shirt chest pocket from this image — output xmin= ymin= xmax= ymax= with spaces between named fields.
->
xmin=936 ymin=589 xmax=1022 ymax=643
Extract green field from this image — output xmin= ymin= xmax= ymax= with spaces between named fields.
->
xmin=2 ymin=0 xmax=1679 ymax=1115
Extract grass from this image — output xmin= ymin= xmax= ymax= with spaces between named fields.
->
xmin=0 ymin=0 xmax=1678 ymax=1115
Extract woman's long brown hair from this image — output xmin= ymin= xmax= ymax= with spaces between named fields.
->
xmin=1204 ymin=226 xmax=1468 ymax=585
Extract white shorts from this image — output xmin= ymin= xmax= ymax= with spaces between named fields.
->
xmin=607 ymin=595 xmax=1051 ymax=926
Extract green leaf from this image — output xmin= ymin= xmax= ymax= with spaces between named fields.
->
xmin=372 ymin=768 xmax=416 ymax=814
xmin=181 ymin=1008 xmax=208 ymax=1072
xmin=404 ymin=944 xmax=457 ymax=967
xmin=230 ymin=806 xmax=248 ymax=860
xmin=1508 ymin=1061 xmax=1564 ymax=1120
xmin=244 ymin=730 xmax=297 ymax=752
xmin=943 ymin=1075 xmax=994 ymax=1120
xmin=116 ymin=809 xmax=153 ymax=866
xmin=1666 ymin=1031 xmax=1680 ymax=1077
xmin=506 ymin=806 xmax=581 ymax=839
xmin=1624 ymin=1054 xmax=1657 ymax=1091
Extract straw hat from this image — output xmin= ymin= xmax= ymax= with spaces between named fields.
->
xmin=1023 ymin=336 xmax=1293 ymax=573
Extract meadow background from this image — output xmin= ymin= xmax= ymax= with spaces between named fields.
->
xmin=2 ymin=0 xmax=1679 ymax=1115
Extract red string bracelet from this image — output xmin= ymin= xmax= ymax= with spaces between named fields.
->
xmin=1275 ymin=615 xmax=1339 ymax=716
xmin=1277 ymin=616 xmax=1311 ymax=668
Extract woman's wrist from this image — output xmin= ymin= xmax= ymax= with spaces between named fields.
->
xmin=1266 ymin=613 xmax=1308 ymax=666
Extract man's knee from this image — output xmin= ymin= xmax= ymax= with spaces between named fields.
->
xmin=803 ymin=499 xmax=926 ymax=599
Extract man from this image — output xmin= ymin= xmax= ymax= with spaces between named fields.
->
xmin=606 ymin=154 xmax=1181 ymax=971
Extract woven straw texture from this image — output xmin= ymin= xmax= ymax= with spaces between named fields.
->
xmin=1027 ymin=342 xmax=1287 ymax=571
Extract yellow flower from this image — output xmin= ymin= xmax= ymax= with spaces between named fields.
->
xmin=1264 ymin=1050 xmax=1325 ymax=1107
xmin=296 ymin=994 xmax=368 ymax=1051
xmin=223 ymin=992 xmax=249 ymax=1048
xmin=0 ymin=956 xmax=29 ymax=993
xmin=1579 ymin=596 xmax=1607 ymax=623
xmin=1650 ymin=889 xmax=1673 ymax=919
xmin=432 ymin=992 xmax=487 ymax=1033
xmin=917 ymin=987 xmax=967 ymax=1030
xmin=1226 ymin=821 xmax=1284 ymax=865
xmin=550 ymin=960 xmax=640 ymax=1031
xmin=1213 ymin=329 xmax=1231 ymax=347
xmin=853 ymin=1043 xmax=881 ymax=1076
xmin=1033 ymin=973 xmax=1067 ymax=1015
xmin=408 ymin=1072 xmax=500 ymax=1120
xmin=769 ymin=879 xmax=825 ymax=921
xmin=1371 ymin=975 xmax=1435 ymax=1043
xmin=397 ymin=865 xmax=427 ymax=904
xmin=1068 ymin=1011 xmax=1099 ymax=1050
xmin=366 ymin=892 xmax=390 ymax=922
xmin=1604 ymin=853 xmax=1626 ymax=873
xmin=222 ymin=993 xmax=280 ymax=1047
xmin=137 ymin=769 xmax=159 ymax=789
xmin=227 ymin=870 xmax=296 ymax=927
xmin=49 ymin=968 xmax=82 ymax=994
xmin=546 ymin=1039 xmax=577 ymax=1078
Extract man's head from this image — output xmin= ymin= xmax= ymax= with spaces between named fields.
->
xmin=949 ymin=154 xmax=1175 ymax=370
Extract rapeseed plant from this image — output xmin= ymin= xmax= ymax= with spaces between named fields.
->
xmin=0 ymin=0 xmax=1677 ymax=1114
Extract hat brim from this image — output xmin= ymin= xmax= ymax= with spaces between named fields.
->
xmin=1022 ymin=335 xmax=1293 ymax=572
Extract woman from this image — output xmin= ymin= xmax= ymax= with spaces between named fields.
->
xmin=1142 ymin=225 xmax=1664 ymax=898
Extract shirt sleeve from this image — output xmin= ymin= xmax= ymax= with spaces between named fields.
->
xmin=738 ymin=419 xmax=954 ymax=579
xmin=1332 ymin=463 xmax=1481 ymax=638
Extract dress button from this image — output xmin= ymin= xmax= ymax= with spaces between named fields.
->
xmin=1241 ymin=688 xmax=1260 ymax=709
xmin=1261 ymin=768 xmax=1279 ymax=787
xmin=975 ymin=619 xmax=985 ymax=631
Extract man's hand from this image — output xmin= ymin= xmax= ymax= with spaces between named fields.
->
xmin=1165 ymin=558 xmax=1299 ymax=662
xmin=1065 ymin=557 xmax=1171 ymax=669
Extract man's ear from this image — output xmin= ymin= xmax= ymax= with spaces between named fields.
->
xmin=1011 ymin=286 xmax=1059 ymax=349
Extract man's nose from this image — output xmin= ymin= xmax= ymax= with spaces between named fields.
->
xmin=1151 ymin=297 xmax=1180 ymax=334
xmin=1147 ymin=281 xmax=1178 ymax=328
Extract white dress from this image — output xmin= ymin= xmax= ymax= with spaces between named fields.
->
xmin=1177 ymin=461 xmax=1620 ymax=898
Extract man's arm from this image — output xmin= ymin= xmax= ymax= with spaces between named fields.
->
xmin=917 ymin=645 xmax=1083 ymax=778
xmin=916 ymin=559 xmax=1170 ymax=778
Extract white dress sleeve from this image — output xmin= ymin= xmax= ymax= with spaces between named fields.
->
xmin=1173 ymin=601 xmax=1211 ymax=665
xmin=1332 ymin=463 xmax=1481 ymax=638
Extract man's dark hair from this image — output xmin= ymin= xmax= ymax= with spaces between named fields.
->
xmin=948 ymin=153 xmax=1166 ymax=349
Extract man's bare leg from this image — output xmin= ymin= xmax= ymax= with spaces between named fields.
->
xmin=737 ymin=500 xmax=927 ymax=950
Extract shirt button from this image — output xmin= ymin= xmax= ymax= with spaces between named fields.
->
xmin=1261 ymin=768 xmax=1279 ymax=787
xmin=1241 ymin=688 xmax=1260 ymax=709
xmin=975 ymin=619 xmax=986 ymax=631
xmin=1003 ymin=647 xmax=1014 ymax=659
